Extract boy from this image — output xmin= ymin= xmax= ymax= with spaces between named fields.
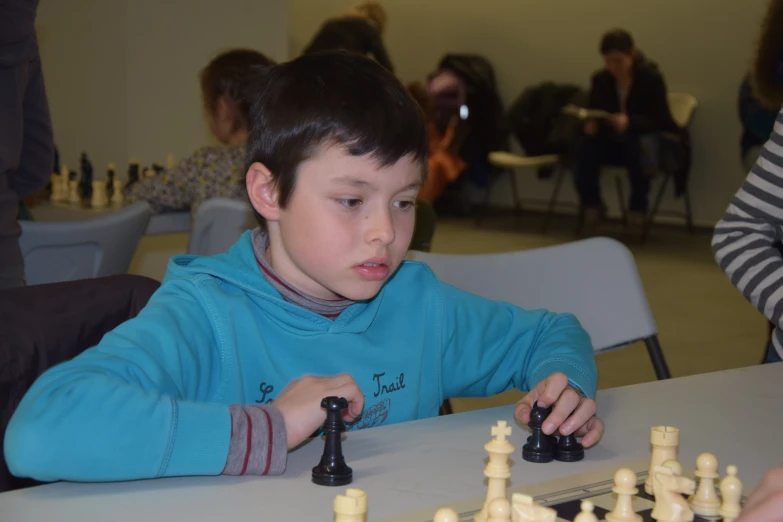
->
xmin=4 ymin=51 xmax=601 ymax=482
xmin=575 ymin=29 xmax=677 ymax=234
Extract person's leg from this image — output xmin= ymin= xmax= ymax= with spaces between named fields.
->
xmin=623 ymin=135 xmax=651 ymax=214
xmin=573 ymin=135 xmax=606 ymax=211
xmin=0 ymin=62 xmax=28 ymax=289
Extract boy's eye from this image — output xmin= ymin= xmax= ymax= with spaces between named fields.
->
xmin=337 ymin=198 xmax=362 ymax=209
xmin=394 ymin=200 xmax=416 ymax=211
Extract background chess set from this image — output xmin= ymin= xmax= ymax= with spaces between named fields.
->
xmin=338 ymin=424 xmax=746 ymax=522
xmin=47 ymin=152 xmax=176 ymax=210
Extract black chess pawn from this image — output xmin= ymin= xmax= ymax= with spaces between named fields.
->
xmin=554 ymin=432 xmax=584 ymax=462
xmin=312 ymin=396 xmax=352 ymax=486
xmin=106 ymin=165 xmax=115 ymax=194
xmin=79 ymin=152 xmax=94 ymax=199
xmin=127 ymin=161 xmax=140 ymax=189
xmin=522 ymin=401 xmax=555 ymax=463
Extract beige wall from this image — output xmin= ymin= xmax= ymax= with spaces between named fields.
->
xmin=290 ymin=0 xmax=771 ymax=225
xmin=37 ymin=0 xmax=287 ymax=177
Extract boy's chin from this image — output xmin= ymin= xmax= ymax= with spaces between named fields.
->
xmin=337 ymin=282 xmax=386 ymax=302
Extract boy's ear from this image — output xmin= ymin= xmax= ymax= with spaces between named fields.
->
xmin=246 ymin=162 xmax=280 ymax=222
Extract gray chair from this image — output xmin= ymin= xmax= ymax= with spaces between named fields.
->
xmin=19 ymin=202 xmax=153 ymax=285
xmin=187 ymin=198 xmax=254 ymax=256
xmin=408 ymin=237 xmax=670 ymax=380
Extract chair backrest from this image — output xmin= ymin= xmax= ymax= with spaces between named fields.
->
xmin=19 ymin=201 xmax=153 ymax=286
xmin=667 ymin=92 xmax=698 ymax=129
xmin=187 ymin=198 xmax=254 ymax=256
xmin=408 ymin=237 xmax=657 ymax=352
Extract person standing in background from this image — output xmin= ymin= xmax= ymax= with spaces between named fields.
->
xmin=303 ymin=1 xmax=394 ymax=73
xmin=0 ymin=0 xmax=54 ymax=289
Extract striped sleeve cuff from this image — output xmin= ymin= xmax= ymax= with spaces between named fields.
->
xmin=222 ymin=404 xmax=288 ymax=476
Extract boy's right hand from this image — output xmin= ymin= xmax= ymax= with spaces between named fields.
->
xmin=274 ymin=374 xmax=364 ymax=449
xmin=737 ymin=466 xmax=783 ymax=522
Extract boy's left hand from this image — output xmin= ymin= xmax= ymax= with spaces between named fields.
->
xmin=514 ymin=372 xmax=604 ymax=448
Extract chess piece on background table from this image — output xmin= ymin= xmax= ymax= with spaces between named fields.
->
xmin=688 ymin=452 xmax=720 ymax=516
xmin=312 ymin=396 xmax=352 ymax=486
xmin=645 ymin=426 xmax=679 ymax=495
xmin=59 ymin=166 xmax=70 ymax=200
xmin=574 ymin=500 xmax=599 ymax=522
xmin=166 ymin=153 xmax=176 ymax=169
xmin=333 ymin=488 xmax=367 ymax=522
xmin=50 ymin=173 xmax=65 ymax=202
xmin=126 ymin=160 xmax=140 ymax=189
xmin=433 ymin=507 xmax=460 ymax=522
xmin=475 ymin=420 xmax=515 ymax=522
xmin=67 ymin=180 xmax=80 ymax=204
xmin=91 ymin=180 xmax=108 ymax=208
xmin=719 ymin=465 xmax=742 ymax=522
xmin=111 ymin=180 xmax=124 ymax=205
xmin=106 ymin=163 xmax=116 ymax=194
xmin=605 ymin=468 xmax=642 ymax=522
xmin=650 ymin=460 xmax=695 ymax=522
xmin=522 ymin=402 xmax=555 ymax=463
xmin=79 ymin=152 xmax=93 ymax=199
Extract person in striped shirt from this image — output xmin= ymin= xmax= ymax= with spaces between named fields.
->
xmin=712 ymin=107 xmax=783 ymax=364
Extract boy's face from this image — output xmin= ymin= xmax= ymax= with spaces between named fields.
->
xmin=253 ymin=145 xmax=422 ymax=301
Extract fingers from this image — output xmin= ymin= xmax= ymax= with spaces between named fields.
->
xmin=332 ymin=381 xmax=365 ymax=420
xmin=535 ymin=372 xmax=569 ymax=409
xmin=542 ymin=387 xmax=580 ymax=435
xmin=578 ymin=416 xmax=604 ymax=448
xmin=556 ymin=396 xmax=597 ymax=437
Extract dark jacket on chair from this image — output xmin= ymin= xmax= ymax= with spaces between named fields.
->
xmin=0 ymin=275 xmax=160 ymax=493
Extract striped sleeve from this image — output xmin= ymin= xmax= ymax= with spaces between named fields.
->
xmin=712 ymin=109 xmax=783 ymax=328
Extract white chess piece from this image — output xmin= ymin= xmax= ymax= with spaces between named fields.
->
xmin=166 ymin=153 xmax=176 ymax=170
xmin=574 ymin=500 xmax=599 ymax=522
xmin=510 ymin=493 xmax=557 ymax=522
xmin=474 ymin=421 xmax=515 ymax=522
xmin=50 ymin=173 xmax=64 ymax=202
xmin=60 ymin=166 xmax=70 ymax=197
xmin=688 ymin=452 xmax=720 ymax=516
xmin=650 ymin=460 xmax=695 ymax=522
xmin=433 ymin=507 xmax=460 ymax=522
xmin=68 ymin=180 xmax=81 ymax=204
xmin=91 ymin=180 xmax=108 ymax=208
xmin=333 ymin=488 xmax=367 ymax=522
xmin=605 ymin=468 xmax=642 ymax=522
xmin=719 ymin=465 xmax=743 ymax=522
xmin=645 ymin=426 xmax=680 ymax=495
xmin=487 ymin=497 xmax=512 ymax=522
xmin=111 ymin=179 xmax=125 ymax=205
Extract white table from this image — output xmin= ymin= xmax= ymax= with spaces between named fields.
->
xmin=28 ymin=202 xmax=192 ymax=235
xmin=1 ymin=364 xmax=781 ymax=521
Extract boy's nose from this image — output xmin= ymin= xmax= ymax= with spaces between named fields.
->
xmin=365 ymin=210 xmax=395 ymax=245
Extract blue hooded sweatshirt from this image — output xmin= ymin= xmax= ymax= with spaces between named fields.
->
xmin=4 ymin=232 xmax=597 ymax=482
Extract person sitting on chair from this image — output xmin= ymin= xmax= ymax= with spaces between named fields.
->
xmin=574 ymin=29 xmax=677 ymax=235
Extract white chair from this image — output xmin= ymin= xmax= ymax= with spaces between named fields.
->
xmin=408 ymin=237 xmax=670 ymax=380
xmin=605 ymin=92 xmax=698 ymax=240
xmin=484 ymin=152 xmax=572 ymax=232
xmin=187 ymin=198 xmax=254 ymax=256
xmin=19 ymin=201 xmax=153 ymax=285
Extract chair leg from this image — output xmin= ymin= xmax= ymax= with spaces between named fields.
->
xmin=475 ymin=177 xmax=495 ymax=227
xmin=508 ymin=169 xmax=523 ymax=220
xmin=642 ymin=174 xmax=670 ymax=243
xmin=643 ymin=335 xmax=671 ymax=379
xmin=683 ymin=188 xmax=695 ymax=234
xmin=542 ymin=166 xmax=565 ymax=233
xmin=615 ymin=176 xmax=627 ymax=223
xmin=439 ymin=399 xmax=454 ymax=416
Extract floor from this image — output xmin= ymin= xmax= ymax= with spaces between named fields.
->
xmin=129 ymin=211 xmax=767 ymax=414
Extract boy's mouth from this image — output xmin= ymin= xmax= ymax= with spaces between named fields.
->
xmin=354 ymin=257 xmax=390 ymax=281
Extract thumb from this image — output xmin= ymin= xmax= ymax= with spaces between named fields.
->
xmin=514 ymin=391 xmax=540 ymax=425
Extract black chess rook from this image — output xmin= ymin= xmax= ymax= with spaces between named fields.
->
xmin=312 ymin=396 xmax=352 ymax=486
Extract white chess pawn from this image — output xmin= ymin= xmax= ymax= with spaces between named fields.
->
xmin=605 ymin=468 xmax=642 ymax=522
xmin=68 ymin=180 xmax=81 ymax=204
xmin=333 ymin=488 xmax=367 ymax=522
xmin=487 ymin=497 xmax=512 ymax=522
xmin=50 ymin=173 xmax=64 ymax=201
xmin=574 ymin=500 xmax=599 ymax=522
xmin=111 ymin=179 xmax=125 ymax=205
xmin=719 ymin=465 xmax=743 ymax=522
xmin=433 ymin=507 xmax=460 ymax=522
xmin=688 ymin=452 xmax=720 ymax=516
xmin=91 ymin=180 xmax=108 ymax=208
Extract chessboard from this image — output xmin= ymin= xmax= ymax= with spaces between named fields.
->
xmin=374 ymin=460 xmax=745 ymax=522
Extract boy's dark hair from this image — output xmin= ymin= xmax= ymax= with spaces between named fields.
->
xmin=599 ymin=29 xmax=635 ymax=55
xmin=245 ymin=50 xmax=428 ymax=225
xmin=200 ymin=49 xmax=276 ymax=130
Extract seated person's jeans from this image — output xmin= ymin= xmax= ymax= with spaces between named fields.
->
xmin=573 ymin=132 xmax=660 ymax=213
